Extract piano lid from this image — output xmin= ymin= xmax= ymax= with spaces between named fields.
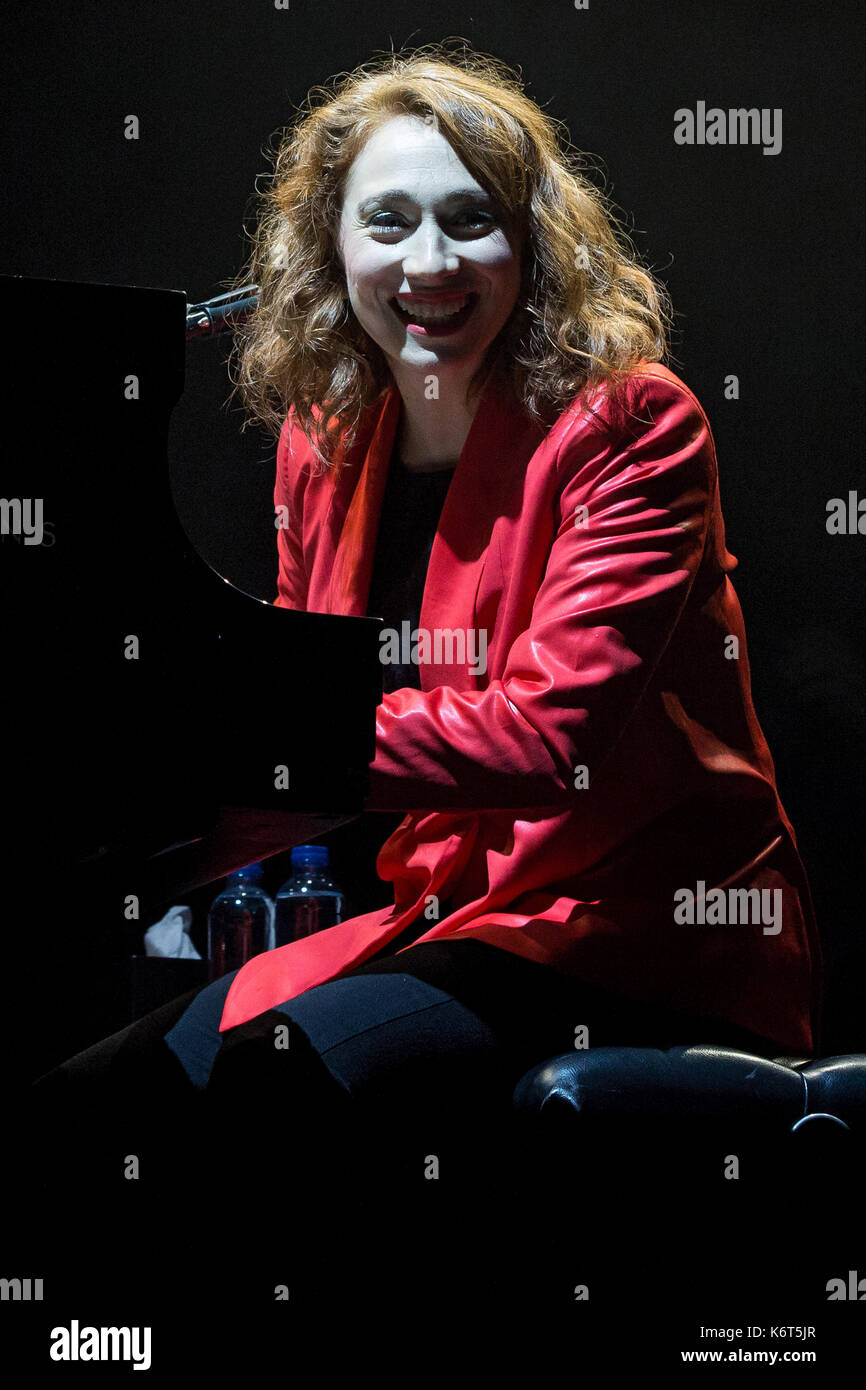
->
xmin=1 ymin=276 xmax=383 ymax=873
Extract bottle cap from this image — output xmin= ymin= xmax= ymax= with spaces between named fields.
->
xmin=226 ymin=861 xmax=265 ymax=884
xmin=290 ymin=844 xmax=329 ymax=867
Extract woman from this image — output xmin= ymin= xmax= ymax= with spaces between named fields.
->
xmin=34 ymin=45 xmax=821 ymax=1237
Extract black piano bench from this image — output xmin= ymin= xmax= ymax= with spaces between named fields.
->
xmin=504 ymin=1046 xmax=866 ymax=1302
xmin=511 ymin=1044 xmax=866 ymax=1179
xmin=512 ymin=1044 xmax=866 ymax=1134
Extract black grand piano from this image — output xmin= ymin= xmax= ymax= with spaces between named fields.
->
xmin=1 ymin=276 xmax=384 ymax=1080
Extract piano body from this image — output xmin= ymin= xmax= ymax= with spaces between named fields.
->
xmin=1 ymin=276 xmax=383 ymax=1078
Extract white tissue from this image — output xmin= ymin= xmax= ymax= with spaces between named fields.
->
xmin=144 ymin=905 xmax=202 ymax=959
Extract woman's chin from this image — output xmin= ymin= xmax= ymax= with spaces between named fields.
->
xmin=388 ymin=333 xmax=488 ymax=372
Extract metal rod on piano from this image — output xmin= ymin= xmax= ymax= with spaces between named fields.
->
xmin=186 ymin=284 xmax=260 ymax=340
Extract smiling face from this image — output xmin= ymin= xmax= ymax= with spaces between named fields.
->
xmin=337 ymin=114 xmax=522 ymax=379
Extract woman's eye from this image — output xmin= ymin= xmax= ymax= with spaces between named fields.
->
xmin=455 ymin=210 xmax=495 ymax=228
xmin=370 ymin=213 xmax=406 ymax=230
xmin=369 ymin=209 xmax=496 ymax=232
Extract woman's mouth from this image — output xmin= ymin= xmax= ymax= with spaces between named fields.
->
xmin=389 ymin=291 xmax=478 ymax=337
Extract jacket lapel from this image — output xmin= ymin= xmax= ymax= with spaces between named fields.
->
xmin=326 ymin=386 xmax=401 ymax=616
xmin=325 ymin=364 xmax=544 ymax=688
xmin=420 ymin=367 xmax=544 ymax=689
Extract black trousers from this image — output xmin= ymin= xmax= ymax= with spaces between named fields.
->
xmin=19 ymin=935 xmax=788 ymax=1322
xmin=28 ymin=937 xmax=778 ymax=1217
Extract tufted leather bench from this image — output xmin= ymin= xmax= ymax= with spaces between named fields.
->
xmin=512 ymin=1045 xmax=866 ymax=1136
xmin=502 ymin=1046 xmax=866 ymax=1307
xmin=510 ymin=1045 xmax=866 ymax=1188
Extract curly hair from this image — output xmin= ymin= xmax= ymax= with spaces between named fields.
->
xmin=227 ymin=39 xmax=672 ymax=468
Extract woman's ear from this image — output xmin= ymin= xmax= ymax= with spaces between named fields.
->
xmin=333 ymin=234 xmax=347 ymax=277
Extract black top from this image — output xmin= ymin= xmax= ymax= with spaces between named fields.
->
xmin=366 ymin=455 xmax=455 ymax=694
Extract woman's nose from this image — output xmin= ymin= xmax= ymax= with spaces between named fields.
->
xmin=401 ymin=225 xmax=461 ymax=277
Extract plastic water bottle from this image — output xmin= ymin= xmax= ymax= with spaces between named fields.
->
xmin=274 ymin=844 xmax=344 ymax=946
xmin=207 ymin=861 xmax=274 ymax=982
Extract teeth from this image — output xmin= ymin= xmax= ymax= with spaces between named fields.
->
xmin=394 ymin=293 xmax=472 ymax=320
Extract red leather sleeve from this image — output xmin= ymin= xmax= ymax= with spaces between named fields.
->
xmin=364 ymin=377 xmax=718 ymax=812
xmin=273 ymin=415 xmax=309 ymax=610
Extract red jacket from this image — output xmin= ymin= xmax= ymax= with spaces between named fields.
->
xmin=220 ymin=361 xmax=822 ymax=1053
